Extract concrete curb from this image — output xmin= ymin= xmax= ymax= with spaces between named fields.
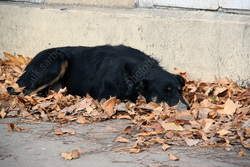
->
xmin=0 ymin=2 xmax=249 ymax=86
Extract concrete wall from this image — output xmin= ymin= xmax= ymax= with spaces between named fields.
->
xmin=0 ymin=2 xmax=249 ymax=86
xmin=45 ymin=0 xmax=135 ymax=8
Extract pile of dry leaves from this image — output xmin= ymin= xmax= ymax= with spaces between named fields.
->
xmin=0 ymin=52 xmax=249 ymax=155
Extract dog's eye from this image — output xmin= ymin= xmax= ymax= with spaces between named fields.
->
xmin=167 ymin=87 xmax=171 ymax=91
xmin=177 ymin=86 xmax=181 ymax=90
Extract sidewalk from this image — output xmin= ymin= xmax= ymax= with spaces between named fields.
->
xmin=1 ymin=118 xmax=249 ymax=167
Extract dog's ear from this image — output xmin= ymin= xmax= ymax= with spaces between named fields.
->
xmin=176 ymin=75 xmax=185 ymax=87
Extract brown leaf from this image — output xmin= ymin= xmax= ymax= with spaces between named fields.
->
xmin=35 ymin=102 xmax=53 ymax=109
xmin=117 ymin=102 xmax=128 ymax=111
xmin=1 ymin=108 xmax=6 ymax=118
xmin=214 ymin=87 xmax=228 ymax=96
xmin=136 ymin=94 xmax=147 ymax=105
xmin=116 ymin=114 xmax=132 ymax=120
xmin=198 ymin=130 xmax=208 ymax=141
xmin=149 ymin=138 xmax=166 ymax=144
xmin=123 ymin=126 xmax=132 ymax=134
xmin=176 ymin=110 xmax=194 ymax=121
xmin=162 ymin=144 xmax=171 ymax=151
xmin=147 ymin=102 xmax=160 ymax=110
xmin=239 ymin=151 xmax=246 ymax=157
xmin=20 ymin=109 xmax=33 ymax=119
xmin=7 ymin=121 xmax=14 ymax=132
xmin=11 ymin=65 xmax=23 ymax=74
xmin=55 ymin=129 xmax=63 ymax=135
xmin=168 ymin=153 xmax=179 ymax=161
xmin=17 ymin=54 xmax=27 ymax=65
xmin=130 ymin=147 xmax=143 ymax=153
xmin=151 ymin=121 xmax=164 ymax=132
xmin=221 ymin=98 xmax=237 ymax=116
xmin=71 ymin=149 xmax=80 ymax=159
xmin=101 ymin=96 xmax=116 ymax=116
xmin=6 ymin=111 xmax=18 ymax=117
xmin=183 ymin=137 xmax=199 ymax=146
xmin=14 ymin=124 xmax=21 ymax=132
xmin=198 ymin=108 xmax=209 ymax=119
xmin=26 ymin=57 xmax=32 ymax=64
xmin=218 ymin=77 xmax=230 ymax=85
xmin=201 ymin=118 xmax=214 ymax=132
xmin=200 ymin=99 xmax=214 ymax=108
xmin=76 ymin=149 xmax=84 ymax=154
xmin=115 ymin=136 xmax=130 ymax=143
xmin=162 ymin=123 xmax=184 ymax=131
xmin=4 ymin=52 xmax=22 ymax=65
xmin=76 ymin=98 xmax=93 ymax=111
xmin=61 ymin=152 xmax=72 ymax=160
xmin=165 ymin=131 xmax=175 ymax=139
xmin=76 ymin=116 xmax=91 ymax=124
xmin=217 ymin=129 xmax=231 ymax=137
xmin=38 ymin=106 xmax=49 ymax=121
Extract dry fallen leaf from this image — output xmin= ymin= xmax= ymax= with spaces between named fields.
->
xmin=123 ymin=126 xmax=132 ymax=134
xmin=76 ymin=116 xmax=91 ymax=124
xmin=76 ymin=149 xmax=84 ymax=154
xmin=162 ymin=144 xmax=171 ymax=151
xmin=201 ymin=118 xmax=214 ymax=133
xmin=151 ymin=121 xmax=164 ymax=132
xmin=116 ymin=114 xmax=132 ymax=120
xmin=168 ymin=153 xmax=179 ymax=161
xmin=71 ymin=149 xmax=80 ymax=159
xmin=61 ymin=152 xmax=72 ymax=160
xmin=4 ymin=52 xmax=22 ymax=65
xmin=183 ymin=137 xmax=199 ymax=146
xmin=1 ymin=108 xmax=6 ymax=118
xmin=115 ymin=136 xmax=130 ymax=143
xmin=14 ymin=124 xmax=21 ymax=132
xmin=149 ymin=138 xmax=166 ymax=144
xmin=17 ymin=54 xmax=27 ymax=65
xmin=130 ymin=147 xmax=143 ymax=153
xmin=55 ymin=129 xmax=63 ymax=135
xmin=221 ymin=98 xmax=237 ymax=116
xmin=239 ymin=151 xmax=246 ymax=157
xmin=39 ymin=110 xmax=49 ymax=122
xmin=61 ymin=149 xmax=80 ymax=160
xmin=175 ymin=110 xmax=194 ymax=121
xmin=217 ymin=129 xmax=231 ymax=137
xmin=76 ymin=98 xmax=93 ymax=111
xmin=6 ymin=121 xmax=14 ymax=132
xmin=101 ymin=97 xmax=117 ymax=116
xmin=162 ymin=123 xmax=184 ymax=131
xmin=213 ymin=87 xmax=228 ymax=96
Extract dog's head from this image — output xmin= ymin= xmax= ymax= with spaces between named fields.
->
xmin=127 ymin=72 xmax=190 ymax=111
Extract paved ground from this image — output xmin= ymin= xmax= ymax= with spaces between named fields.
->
xmin=1 ymin=118 xmax=249 ymax=167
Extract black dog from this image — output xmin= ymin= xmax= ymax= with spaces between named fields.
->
xmin=11 ymin=45 xmax=189 ymax=110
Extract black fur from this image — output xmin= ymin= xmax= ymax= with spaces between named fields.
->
xmin=13 ymin=45 xmax=190 ymax=109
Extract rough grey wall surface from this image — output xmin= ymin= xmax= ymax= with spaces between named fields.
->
xmin=0 ymin=2 xmax=249 ymax=86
